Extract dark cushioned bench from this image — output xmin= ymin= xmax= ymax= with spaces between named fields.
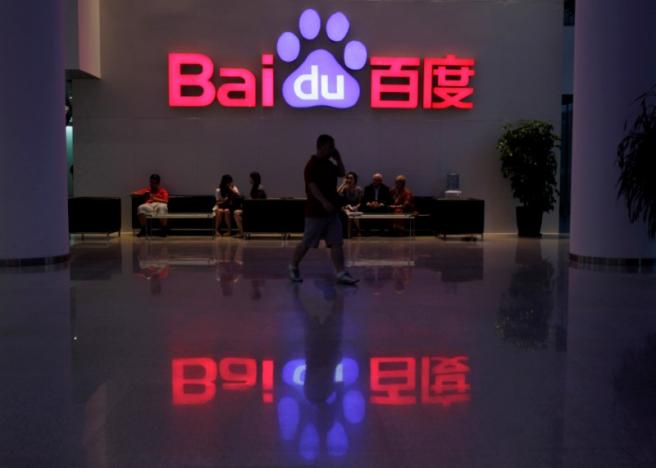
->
xmin=242 ymin=198 xmax=306 ymax=238
xmin=69 ymin=197 xmax=121 ymax=237
xmin=125 ymin=195 xmax=484 ymax=239
xmin=131 ymin=194 xmax=216 ymax=235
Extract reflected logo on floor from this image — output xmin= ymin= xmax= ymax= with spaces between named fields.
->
xmin=171 ymin=354 xmax=471 ymax=460
xmin=277 ymin=358 xmax=364 ymax=460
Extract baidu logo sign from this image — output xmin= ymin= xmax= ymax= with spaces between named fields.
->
xmin=277 ymin=9 xmax=367 ymax=108
xmin=168 ymin=8 xmax=476 ymax=111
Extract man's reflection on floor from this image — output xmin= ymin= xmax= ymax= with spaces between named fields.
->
xmin=276 ymin=281 xmax=364 ymax=460
xmin=295 ymin=280 xmax=344 ymax=404
xmin=134 ymin=243 xmax=170 ymax=295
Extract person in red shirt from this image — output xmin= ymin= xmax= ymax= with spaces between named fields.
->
xmin=130 ymin=173 xmax=170 ymax=237
xmin=289 ymin=134 xmax=358 ymax=285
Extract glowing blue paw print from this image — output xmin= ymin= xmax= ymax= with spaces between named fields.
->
xmin=276 ymin=9 xmax=368 ymax=109
xmin=277 ymin=358 xmax=366 ymax=461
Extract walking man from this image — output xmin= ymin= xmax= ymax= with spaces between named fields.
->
xmin=289 ymin=135 xmax=358 ymax=285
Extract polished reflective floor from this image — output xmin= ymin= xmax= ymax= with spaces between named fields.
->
xmin=1 ymin=235 xmax=656 ymax=467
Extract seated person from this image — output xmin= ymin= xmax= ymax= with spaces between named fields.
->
xmin=390 ymin=175 xmax=415 ymax=213
xmin=130 ymin=173 xmax=169 ymax=237
xmin=337 ymin=171 xmax=363 ymax=212
xmin=214 ymin=174 xmax=244 ymax=237
xmin=362 ymin=172 xmax=392 ymax=212
xmin=390 ymin=175 xmax=415 ymax=234
xmin=249 ymin=171 xmax=267 ymax=199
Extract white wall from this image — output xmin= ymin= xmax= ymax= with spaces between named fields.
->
xmin=73 ymin=0 xmax=564 ymax=232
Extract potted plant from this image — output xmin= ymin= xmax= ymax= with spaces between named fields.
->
xmin=497 ymin=120 xmax=559 ymax=237
xmin=617 ymin=85 xmax=656 ymax=238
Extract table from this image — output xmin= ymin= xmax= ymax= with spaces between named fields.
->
xmin=146 ymin=212 xmax=216 ymax=238
xmin=346 ymin=212 xmax=416 ymax=238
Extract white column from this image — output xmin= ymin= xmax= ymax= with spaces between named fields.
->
xmin=570 ymin=0 xmax=656 ymax=263
xmin=0 ymin=1 xmax=69 ymax=264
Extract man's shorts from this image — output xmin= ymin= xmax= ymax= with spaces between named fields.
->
xmin=302 ymin=215 xmax=343 ymax=248
xmin=138 ymin=202 xmax=168 ymax=217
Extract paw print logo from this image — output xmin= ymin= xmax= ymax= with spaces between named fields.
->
xmin=276 ymin=9 xmax=368 ymax=109
xmin=277 ymin=358 xmax=366 ymax=460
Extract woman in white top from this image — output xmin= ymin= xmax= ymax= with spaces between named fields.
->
xmin=214 ymin=174 xmax=244 ymax=237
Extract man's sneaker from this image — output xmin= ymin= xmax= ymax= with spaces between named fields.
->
xmin=136 ymin=228 xmax=147 ymax=238
xmin=336 ymin=271 xmax=359 ymax=285
xmin=288 ymin=264 xmax=303 ymax=283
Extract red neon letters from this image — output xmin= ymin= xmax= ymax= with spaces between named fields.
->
xmin=171 ymin=357 xmax=217 ymax=405
xmin=371 ymin=55 xmax=476 ymax=109
xmin=262 ymin=359 xmax=274 ymax=403
xmin=370 ymin=356 xmax=471 ymax=406
xmin=168 ymin=53 xmax=274 ymax=108
xmin=369 ymin=357 xmax=417 ymax=405
xmin=168 ymin=54 xmax=216 ymax=107
xmin=370 ymin=57 xmax=421 ymax=109
xmin=172 ymin=357 xmax=272 ymax=405
xmin=420 ymin=356 xmax=471 ymax=406
xmin=423 ymin=55 xmax=476 ymax=109
xmin=172 ymin=355 xmax=470 ymax=408
xmin=169 ymin=53 xmax=475 ymax=109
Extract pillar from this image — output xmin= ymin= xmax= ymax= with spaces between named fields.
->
xmin=0 ymin=1 xmax=69 ymax=265
xmin=570 ymin=0 xmax=656 ymax=266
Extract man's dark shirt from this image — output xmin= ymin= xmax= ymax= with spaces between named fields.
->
xmin=304 ymin=155 xmax=339 ymax=217
xmin=362 ymin=183 xmax=392 ymax=206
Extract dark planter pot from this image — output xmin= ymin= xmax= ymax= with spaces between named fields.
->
xmin=516 ymin=206 xmax=543 ymax=237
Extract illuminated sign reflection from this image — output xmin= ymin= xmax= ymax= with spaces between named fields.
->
xmin=171 ymin=355 xmax=471 ymax=407
xmin=172 ymin=355 xmax=470 ymax=460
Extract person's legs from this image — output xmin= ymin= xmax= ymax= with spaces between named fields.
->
xmin=154 ymin=203 xmax=168 ymax=237
xmin=324 ymin=215 xmax=358 ymax=285
xmin=224 ymin=209 xmax=233 ymax=236
xmin=215 ymin=208 xmax=224 ymax=234
xmin=292 ymin=242 xmax=311 ymax=268
xmin=330 ymin=244 xmax=345 ymax=272
xmin=289 ymin=242 xmax=309 ymax=282
xmin=137 ymin=204 xmax=152 ymax=226
xmin=156 ymin=203 xmax=168 ymax=228
xmin=234 ymin=209 xmax=244 ymax=236
xmin=137 ymin=204 xmax=154 ymax=236
xmin=289 ymin=218 xmax=322 ymax=282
